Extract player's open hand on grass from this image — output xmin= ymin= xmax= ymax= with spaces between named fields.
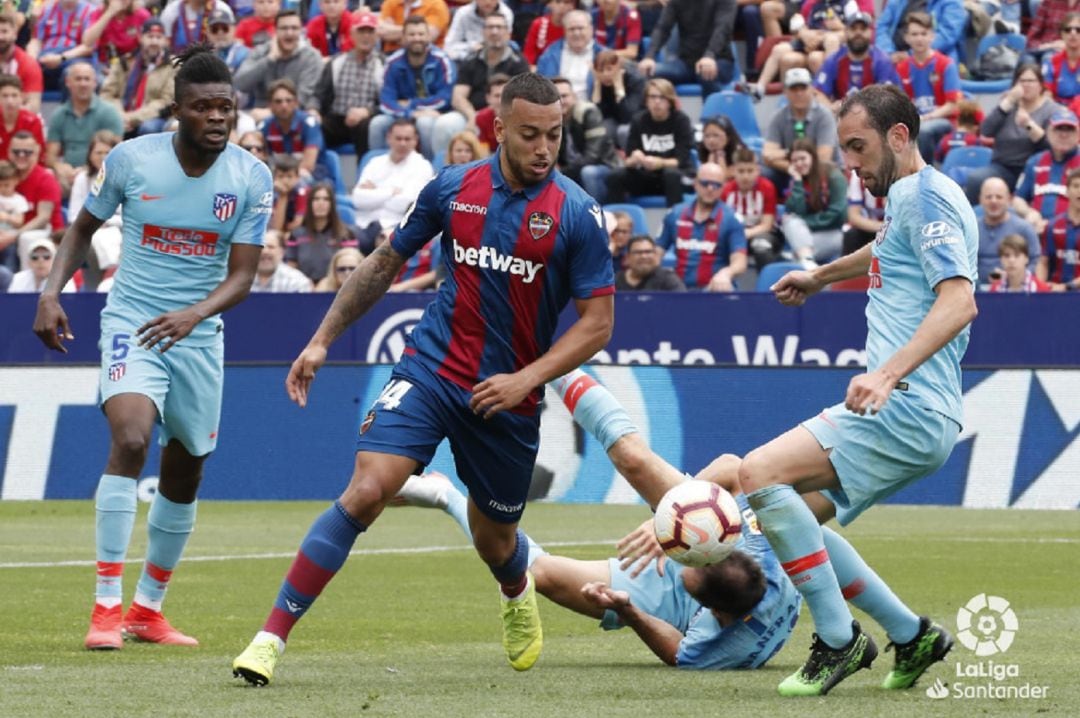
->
xmin=137 ymin=308 xmax=203 ymax=354
xmin=33 ymin=294 xmax=73 ymax=353
xmin=771 ymin=269 xmax=824 ymax=306
xmin=286 ymin=344 xmax=328 ymax=408
xmin=616 ymin=518 xmax=668 ymax=578
xmin=845 ymin=368 xmax=897 ymax=416
xmin=469 ymin=371 xmax=535 ymax=419
xmin=580 ymin=582 xmax=631 ymax=611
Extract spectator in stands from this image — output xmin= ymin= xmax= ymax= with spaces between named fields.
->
xmin=844 ymin=171 xmax=884 ymax=255
xmin=698 ymin=115 xmax=746 ymax=182
xmin=378 ymin=0 xmax=451 ymax=55
xmin=0 ymin=75 xmax=45 ymax=165
xmin=235 ymin=0 xmax=278 ymax=49
xmin=638 ymin=0 xmax=737 ymax=96
xmin=27 ymin=0 xmax=95 ymax=92
xmin=81 ymin=0 xmax=150 ymax=67
xmin=1038 ymin=167 xmax=1080 ymax=288
xmin=314 ymin=246 xmax=362 ymax=291
xmin=0 ymin=14 xmax=43 ymax=112
xmin=813 ymin=12 xmax=900 ymax=110
xmin=67 ymin=129 xmax=121 ymax=286
xmin=46 ymin=61 xmax=123 ymax=192
xmin=286 ymin=182 xmax=358 ymax=284
xmin=987 ymin=234 xmax=1051 ymax=292
xmin=606 ymin=78 xmax=694 ymax=206
xmin=523 ymin=0 xmax=574 ymax=67
xmin=537 ymin=10 xmax=603 ymax=99
xmin=894 ymin=11 xmax=963 ymax=163
xmin=472 ymin=71 xmax=508 ymax=150
xmin=965 ymin=63 xmax=1061 ymax=203
xmin=0 ymin=159 xmax=27 ymax=232
xmin=592 ymin=0 xmax=641 ymax=62
xmin=736 ymin=0 xmax=776 ymax=78
xmin=317 ymin=11 xmax=382 ymax=159
xmin=259 ymin=78 xmax=323 ymax=179
xmin=251 ymin=230 xmax=313 ymax=292
xmin=99 ymin=18 xmax=175 ymax=138
xmin=606 ymin=209 xmax=633 ymax=273
xmin=234 ymin=10 xmax=324 ymax=119
xmin=552 ymin=75 xmax=619 ymax=202
xmin=876 ymin=0 xmax=966 ymax=63
xmin=452 ymin=12 xmax=529 ymax=134
xmin=239 ymin=129 xmax=269 ymax=163
xmin=781 ymin=136 xmax=846 ymax=266
xmin=370 ymin=16 xmax=464 ymax=158
xmin=447 ymin=129 xmax=489 ymax=163
xmin=1027 ymin=0 xmax=1078 ymax=65
xmin=616 ymin=234 xmax=686 ymax=290
xmin=1013 ymin=107 xmax=1080 ymax=234
xmin=1042 ymin=13 xmax=1080 ymax=104
xmin=7 ymin=235 xmax=75 ymax=292
xmin=353 ymin=118 xmax=434 ymax=230
xmin=935 ymin=99 xmax=982 ymax=165
xmin=721 ymin=146 xmax=778 ymax=267
xmin=4 ymin=131 xmax=62 ymax=270
xmin=160 ymin=0 xmax=235 ymax=55
xmin=269 ymin=154 xmax=307 ymax=233
xmin=976 ymin=176 xmax=1042 ymax=285
xmin=656 ymin=162 xmax=747 ymax=291
xmin=306 ymin=0 xmax=355 ymax=58
xmin=208 ymin=10 xmax=250 ymax=74
xmin=762 ymin=67 xmax=837 ymax=194
xmin=755 ymin=0 xmax=847 ymax=94
xmin=591 ymin=48 xmax=644 ymax=149
xmin=445 ymin=0 xmax=515 ymax=61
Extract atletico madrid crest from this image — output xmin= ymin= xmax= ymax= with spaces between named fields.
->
xmin=213 ymin=193 xmax=237 ymax=222
xmin=528 ymin=211 xmax=554 ymax=240
xmin=108 ymin=362 xmax=126 ymax=382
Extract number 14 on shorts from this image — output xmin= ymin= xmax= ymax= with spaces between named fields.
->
xmin=376 ymin=379 xmax=413 ymax=411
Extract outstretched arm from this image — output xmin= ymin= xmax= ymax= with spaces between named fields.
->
xmin=32 ymin=208 xmax=106 ymax=352
xmin=581 ymin=582 xmax=683 ymax=665
xmin=772 ymin=241 xmax=874 ymax=305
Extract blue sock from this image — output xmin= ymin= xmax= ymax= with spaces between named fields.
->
xmin=94 ymin=474 xmax=137 ymax=605
xmin=444 ymin=488 xmax=471 ymax=540
xmin=748 ymin=485 xmax=854 ymax=648
xmin=265 ymin=501 xmax=366 ymax=641
xmin=490 ymin=529 xmax=530 ymax=597
xmin=134 ymin=493 xmax=197 ymax=611
xmin=550 ymin=370 xmax=637 ymax=450
xmin=821 ymin=526 xmax=920 ymax=644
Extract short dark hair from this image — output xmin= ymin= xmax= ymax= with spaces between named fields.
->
xmin=11 ymin=129 xmax=37 ymax=144
xmin=275 ymin=9 xmax=302 ymax=25
xmin=0 ymin=73 xmax=21 ymax=92
xmin=404 ymin=14 xmax=429 ymax=29
xmin=626 ymin=235 xmax=656 ymax=252
xmin=487 ymin=72 xmax=512 ymax=93
xmin=688 ymin=551 xmax=767 ymax=617
xmin=904 ymin=10 xmax=934 ymax=32
xmin=273 ymin=154 xmax=300 ymax=174
xmin=0 ymin=159 xmax=17 ymax=180
xmin=1012 ymin=62 xmax=1044 ymax=88
xmin=499 ymin=72 xmax=560 ymax=114
xmin=732 ymin=146 xmax=757 ymax=164
xmin=173 ymin=42 xmax=233 ymax=103
xmin=387 ymin=117 xmax=418 ymax=136
xmin=839 ymin=84 xmax=920 ymax=144
xmin=549 ymin=76 xmax=572 ymax=89
xmin=268 ymin=78 xmax=298 ymax=100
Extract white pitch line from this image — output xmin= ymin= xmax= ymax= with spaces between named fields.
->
xmin=0 ymin=539 xmax=620 ymax=570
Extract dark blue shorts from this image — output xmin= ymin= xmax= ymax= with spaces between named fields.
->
xmin=356 ymin=366 xmax=540 ymax=523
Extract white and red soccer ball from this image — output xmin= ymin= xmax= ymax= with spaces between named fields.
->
xmin=653 ymin=480 xmax=742 ymax=567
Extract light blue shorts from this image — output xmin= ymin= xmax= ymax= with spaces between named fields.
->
xmin=802 ymin=394 xmax=960 ymax=526
xmin=99 ymin=324 xmax=224 ymax=457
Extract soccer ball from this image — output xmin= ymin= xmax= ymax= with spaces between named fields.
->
xmin=653 ymin=480 xmax=742 ymax=567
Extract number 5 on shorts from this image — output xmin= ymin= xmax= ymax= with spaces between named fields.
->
xmin=111 ymin=333 xmax=132 ymax=361
xmin=376 ymin=379 xmax=413 ymax=411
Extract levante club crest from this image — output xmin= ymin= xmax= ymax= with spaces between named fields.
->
xmin=528 ymin=211 xmax=554 ymax=240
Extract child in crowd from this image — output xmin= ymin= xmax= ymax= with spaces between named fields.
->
xmin=0 ymin=160 xmax=28 ymax=234
xmin=721 ymin=147 xmax=778 ymax=267
xmin=989 ymin=234 xmax=1052 ymax=292
xmin=270 ymin=154 xmax=307 ymax=234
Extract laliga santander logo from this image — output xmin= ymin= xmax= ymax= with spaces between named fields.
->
xmin=956 ymin=593 xmax=1018 ymax=657
xmin=366 ymin=309 xmax=426 ymax=364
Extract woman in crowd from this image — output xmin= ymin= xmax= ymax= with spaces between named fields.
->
xmin=314 ymin=247 xmax=363 ymax=292
xmin=698 ymin=116 xmax=746 ymax=182
xmin=781 ymin=137 xmax=847 ymax=266
xmin=286 ymin=182 xmax=358 ymax=284
xmin=446 ymin=130 xmax=489 ymax=165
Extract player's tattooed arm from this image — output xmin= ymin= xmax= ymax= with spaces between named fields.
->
xmin=313 ymin=243 xmax=407 ymax=346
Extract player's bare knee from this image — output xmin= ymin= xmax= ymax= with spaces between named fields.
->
xmin=738 ymin=449 xmax=777 ymax=494
xmin=338 ymin=474 xmax=390 ymax=523
xmin=696 ymin=453 xmax=742 ymax=491
xmin=108 ymin=429 xmax=151 ymax=472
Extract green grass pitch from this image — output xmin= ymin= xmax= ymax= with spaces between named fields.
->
xmin=1 ymin=501 xmax=1077 ymax=718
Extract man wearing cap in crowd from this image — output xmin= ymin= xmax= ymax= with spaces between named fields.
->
xmin=159 ymin=0 xmax=235 ymax=54
xmin=1013 ymin=107 xmax=1080 ymax=235
xmin=45 ymin=61 xmax=123 ymax=193
xmin=761 ymin=66 xmax=837 ymax=194
xmin=208 ymin=9 xmax=250 ymax=74
xmin=100 ymin=18 xmax=176 ymax=138
xmin=813 ymin=12 xmax=900 ymax=111
xmin=306 ymin=0 xmax=356 ymax=58
xmin=6 ymin=236 xmax=75 ymax=293
xmin=317 ymin=10 xmax=383 ymax=158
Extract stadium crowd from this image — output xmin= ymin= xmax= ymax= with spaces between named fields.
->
xmin=1 ymin=0 xmax=1079 ymax=295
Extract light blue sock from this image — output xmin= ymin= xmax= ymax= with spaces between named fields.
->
xmin=444 ymin=488 xmax=471 ymax=540
xmin=94 ymin=474 xmax=137 ymax=603
xmin=748 ymin=484 xmax=854 ymax=648
xmin=549 ymin=369 xmax=637 ymax=450
xmin=133 ymin=493 xmax=197 ymax=611
xmin=821 ymin=526 xmax=920 ymax=644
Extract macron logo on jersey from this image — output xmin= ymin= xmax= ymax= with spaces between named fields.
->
xmin=452 ymin=239 xmax=543 ymax=283
xmin=450 ymin=200 xmax=487 ymax=215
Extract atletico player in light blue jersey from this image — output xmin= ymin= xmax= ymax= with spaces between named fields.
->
xmin=233 ymin=73 xmax=614 ymax=686
xmin=33 ymin=45 xmax=273 ymax=651
xmin=740 ymin=84 xmax=978 ymax=697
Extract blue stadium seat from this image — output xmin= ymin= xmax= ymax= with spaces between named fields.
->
xmin=336 ymin=194 xmax=356 ymax=226
xmin=328 ymin=143 xmax=356 ymax=156
xmin=676 ymin=84 xmax=703 ymax=98
xmin=701 ymin=91 xmax=762 ymax=148
xmin=357 ymin=148 xmax=387 ymax=176
xmin=432 ymin=149 xmax=446 ymax=171
xmin=755 ymin=261 xmax=803 ymax=291
xmin=602 ymin=203 xmax=649 ymax=235
xmin=317 ymin=148 xmax=346 ymax=194
xmin=941 ymin=145 xmax=992 ymax=185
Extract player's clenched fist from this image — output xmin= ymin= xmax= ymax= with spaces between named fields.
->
xmin=33 ymin=295 xmax=74 ymax=353
xmin=286 ymin=344 xmax=328 ymax=408
xmin=771 ymin=269 xmax=824 ymax=306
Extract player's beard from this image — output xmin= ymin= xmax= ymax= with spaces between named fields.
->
xmin=865 ymin=149 xmax=898 ymax=198
xmin=504 ymin=148 xmax=553 ymax=187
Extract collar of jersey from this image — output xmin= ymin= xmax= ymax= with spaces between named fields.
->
xmin=490 ymin=147 xmax=549 ymax=199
